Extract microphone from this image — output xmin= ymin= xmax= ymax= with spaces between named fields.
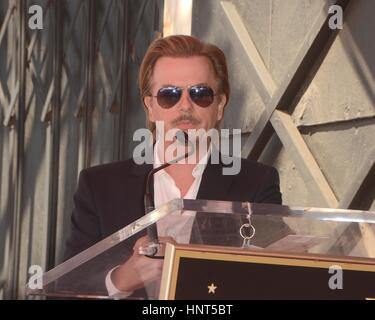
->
xmin=143 ymin=130 xmax=194 ymax=256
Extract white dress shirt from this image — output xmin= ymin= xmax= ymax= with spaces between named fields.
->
xmin=105 ymin=139 xmax=210 ymax=298
xmin=153 ymin=139 xmax=210 ymax=243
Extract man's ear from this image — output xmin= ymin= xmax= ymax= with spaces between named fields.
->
xmin=144 ymin=96 xmax=155 ymax=122
xmin=217 ymin=95 xmax=227 ymax=122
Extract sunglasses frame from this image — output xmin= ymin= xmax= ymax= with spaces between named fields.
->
xmin=150 ymin=84 xmax=219 ymax=109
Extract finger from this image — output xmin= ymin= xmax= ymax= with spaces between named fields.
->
xmin=134 ymin=236 xmax=176 ymax=256
xmin=133 ymin=235 xmax=150 ymax=251
xmin=156 ymin=238 xmax=176 ymax=255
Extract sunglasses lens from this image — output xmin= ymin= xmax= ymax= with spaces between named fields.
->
xmin=157 ymin=87 xmax=182 ymax=108
xmin=189 ymin=86 xmax=214 ymax=108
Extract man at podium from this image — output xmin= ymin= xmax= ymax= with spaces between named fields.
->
xmin=64 ymin=35 xmax=282 ymax=298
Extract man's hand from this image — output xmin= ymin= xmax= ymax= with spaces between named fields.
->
xmin=111 ymin=236 xmax=176 ymax=293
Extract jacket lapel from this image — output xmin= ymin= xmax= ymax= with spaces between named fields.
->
xmin=129 ymin=161 xmax=154 ymax=198
xmin=130 ymin=161 xmax=153 ymax=177
xmin=197 ymin=159 xmax=236 ymax=201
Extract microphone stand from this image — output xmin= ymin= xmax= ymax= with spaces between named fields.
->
xmin=143 ymin=131 xmax=194 ymax=257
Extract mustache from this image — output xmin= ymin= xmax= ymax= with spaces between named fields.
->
xmin=172 ymin=114 xmax=201 ymax=125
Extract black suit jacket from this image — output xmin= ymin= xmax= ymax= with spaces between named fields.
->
xmin=64 ymin=157 xmax=282 ymax=260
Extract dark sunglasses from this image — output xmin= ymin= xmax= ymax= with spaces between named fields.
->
xmin=152 ymin=85 xmax=217 ymax=109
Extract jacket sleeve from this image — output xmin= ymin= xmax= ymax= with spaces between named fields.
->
xmin=254 ymin=166 xmax=282 ymax=205
xmin=64 ymin=169 xmax=102 ymax=260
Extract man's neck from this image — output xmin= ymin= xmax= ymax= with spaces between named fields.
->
xmin=164 ymin=164 xmax=196 ymax=197
xmin=154 ymin=138 xmax=211 ymax=197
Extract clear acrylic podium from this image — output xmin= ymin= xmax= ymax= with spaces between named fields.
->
xmin=26 ymin=199 xmax=375 ymax=299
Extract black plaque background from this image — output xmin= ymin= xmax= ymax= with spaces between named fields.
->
xmin=174 ymin=257 xmax=375 ymax=300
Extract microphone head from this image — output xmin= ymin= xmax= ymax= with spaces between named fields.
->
xmin=175 ymin=129 xmax=195 ymax=158
xmin=175 ymin=130 xmax=189 ymax=146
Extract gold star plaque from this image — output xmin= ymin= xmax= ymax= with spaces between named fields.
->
xmin=208 ymin=283 xmax=217 ymax=294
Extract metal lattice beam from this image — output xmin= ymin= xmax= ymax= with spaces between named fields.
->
xmin=220 ymin=0 xmax=374 ymax=258
xmin=222 ymin=1 xmax=342 ymax=208
xmin=247 ymin=1 xmax=350 ymax=153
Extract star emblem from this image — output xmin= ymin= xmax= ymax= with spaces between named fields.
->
xmin=208 ymin=283 xmax=217 ymax=294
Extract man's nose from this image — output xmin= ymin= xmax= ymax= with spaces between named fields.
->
xmin=177 ymin=89 xmax=194 ymax=111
